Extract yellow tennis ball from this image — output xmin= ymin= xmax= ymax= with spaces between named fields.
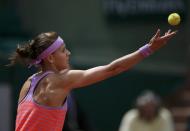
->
xmin=168 ymin=13 xmax=181 ymax=26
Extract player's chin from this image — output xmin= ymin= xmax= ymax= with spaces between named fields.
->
xmin=58 ymin=64 xmax=70 ymax=70
xmin=64 ymin=63 xmax=70 ymax=69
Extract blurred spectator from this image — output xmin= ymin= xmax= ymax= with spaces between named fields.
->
xmin=63 ymin=92 xmax=95 ymax=131
xmin=119 ymin=90 xmax=174 ymax=131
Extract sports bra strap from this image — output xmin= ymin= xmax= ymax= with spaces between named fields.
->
xmin=27 ymin=71 xmax=54 ymax=100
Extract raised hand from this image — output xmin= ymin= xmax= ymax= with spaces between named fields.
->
xmin=148 ymin=29 xmax=177 ymax=52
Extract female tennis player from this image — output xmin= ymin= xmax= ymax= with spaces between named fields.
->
xmin=9 ymin=29 xmax=176 ymax=131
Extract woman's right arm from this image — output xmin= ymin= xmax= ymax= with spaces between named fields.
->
xmin=59 ymin=29 xmax=176 ymax=89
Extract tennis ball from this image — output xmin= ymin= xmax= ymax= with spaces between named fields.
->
xmin=168 ymin=13 xmax=181 ymax=26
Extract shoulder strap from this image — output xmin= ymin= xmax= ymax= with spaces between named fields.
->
xmin=27 ymin=71 xmax=54 ymax=100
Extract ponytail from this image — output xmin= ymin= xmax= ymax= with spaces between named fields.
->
xmin=7 ymin=40 xmax=35 ymax=66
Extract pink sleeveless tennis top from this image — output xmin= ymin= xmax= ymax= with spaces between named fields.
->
xmin=15 ymin=71 xmax=68 ymax=131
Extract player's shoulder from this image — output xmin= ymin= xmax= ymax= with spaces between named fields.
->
xmin=43 ymin=69 xmax=70 ymax=85
xmin=123 ymin=109 xmax=139 ymax=119
xmin=159 ymin=108 xmax=172 ymax=117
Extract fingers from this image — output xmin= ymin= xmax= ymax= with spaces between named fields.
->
xmin=149 ymin=29 xmax=177 ymax=46
xmin=165 ymin=29 xmax=171 ymax=35
xmin=161 ymin=30 xmax=177 ymax=40
xmin=167 ymin=29 xmax=172 ymax=34
xmin=154 ymin=29 xmax=160 ymax=38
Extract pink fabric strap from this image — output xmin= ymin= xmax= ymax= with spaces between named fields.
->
xmin=29 ymin=36 xmax=64 ymax=68
xmin=139 ymin=44 xmax=153 ymax=57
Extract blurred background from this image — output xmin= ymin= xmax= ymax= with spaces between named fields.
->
xmin=0 ymin=0 xmax=189 ymax=131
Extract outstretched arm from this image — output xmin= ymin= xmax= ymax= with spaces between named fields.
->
xmin=61 ymin=29 xmax=177 ymax=89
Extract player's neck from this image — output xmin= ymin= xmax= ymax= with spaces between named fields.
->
xmin=41 ymin=64 xmax=58 ymax=73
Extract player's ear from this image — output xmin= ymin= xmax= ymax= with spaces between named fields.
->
xmin=46 ymin=54 xmax=54 ymax=64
